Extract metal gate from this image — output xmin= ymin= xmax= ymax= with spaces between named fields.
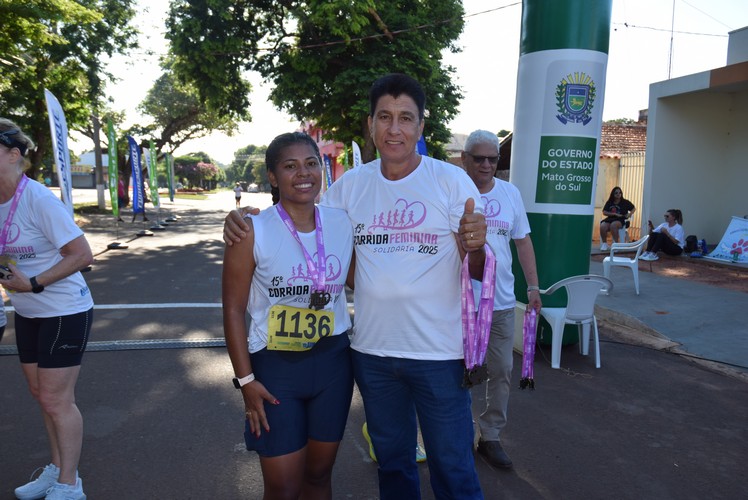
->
xmin=618 ymin=152 xmax=645 ymax=241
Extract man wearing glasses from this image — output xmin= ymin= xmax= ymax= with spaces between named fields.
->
xmin=461 ymin=130 xmax=542 ymax=470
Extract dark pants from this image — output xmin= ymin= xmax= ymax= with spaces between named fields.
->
xmin=647 ymin=232 xmax=683 ymax=256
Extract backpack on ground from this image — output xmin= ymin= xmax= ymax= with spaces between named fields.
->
xmin=685 ymin=235 xmax=699 ymax=253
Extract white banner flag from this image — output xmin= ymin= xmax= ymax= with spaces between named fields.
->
xmin=44 ymin=89 xmax=74 ymax=217
xmin=352 ymin=141 xmax=362 ymax=168
xmin=705 ymin=216 xmax=748 ymax=264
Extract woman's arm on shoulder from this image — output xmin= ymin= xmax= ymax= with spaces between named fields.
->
xmin=222 ymin=220 xmax=256 ymax=378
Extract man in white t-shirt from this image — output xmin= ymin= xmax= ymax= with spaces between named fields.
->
xmin=224 ymin=74 xmax=488 ymax=499
xmin=461 ymin=130 xmax=542 ymax=470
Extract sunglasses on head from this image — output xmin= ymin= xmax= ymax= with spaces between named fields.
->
xmin=0 ymin=129 xmax=27 ymax=156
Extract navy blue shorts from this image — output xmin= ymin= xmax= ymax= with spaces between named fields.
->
xmin=244 ymin=332 xmax=353 ymax=457
xmin=15 ymin=308 xmax=93 ymax=368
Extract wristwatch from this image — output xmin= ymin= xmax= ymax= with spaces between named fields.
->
xmin=30 ymin=276 xmax=44 ymax=294
xmin=232 ymin=373 xmax=255 ymax=389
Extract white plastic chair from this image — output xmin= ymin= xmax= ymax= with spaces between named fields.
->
xmin=538 ymin=274 xmax=613 ymax=369
xmin=617 ymin=225 xmax=629 ymax=243
xmin=602 ymin=235 xmax=649 ymax=295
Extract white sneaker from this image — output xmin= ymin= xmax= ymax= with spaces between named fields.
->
xmin=649 ymin=253 xmax=659 ymax=261
xmin=15 ymin=464 xmax=59 ymax=500
xmin=44 ymin=478 xmax=85 ymax=500
xmin=600 ymin=243 xmax=609 ymax=251
xmin=639 ymin=252 xmax=651 ymax=261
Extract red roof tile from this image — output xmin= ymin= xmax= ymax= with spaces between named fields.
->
xmin=599 ymin=123 xmax=647 ymax=158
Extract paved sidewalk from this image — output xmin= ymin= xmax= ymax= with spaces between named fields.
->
xmin=589 ymin=258 xmax=748 ymax=379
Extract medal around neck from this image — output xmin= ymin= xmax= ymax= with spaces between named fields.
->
xmin=309 ymin=290 xmax=331 ymax=311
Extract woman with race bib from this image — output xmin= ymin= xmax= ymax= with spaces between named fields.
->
xmin=222 ymin=132 xmax=354 ymax=499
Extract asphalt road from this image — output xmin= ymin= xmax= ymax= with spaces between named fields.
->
xmin=1 ymin=190 xmax=746 ymax=499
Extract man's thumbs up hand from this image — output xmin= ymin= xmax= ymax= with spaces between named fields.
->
xmin=459 ymin=197 xmax=486 ymax=253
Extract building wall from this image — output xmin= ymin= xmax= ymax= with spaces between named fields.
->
xmin=646 ymin=73 xmax=748 ymax=244
xmin=727 ymin=26 xmax=748 ymax=65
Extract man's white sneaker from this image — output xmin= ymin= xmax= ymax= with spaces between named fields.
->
xmin=15 ymin=464 xmax=59 ymax=500
xmin=649 ymin=253 xmax=659 ymax=261
xmin=44 ymin=478 xmax=85 ymax=500
xmin=600 ymin=243 xmax=609 ymax=251
xmin=639 ymin=252 xmax=651 ymax=260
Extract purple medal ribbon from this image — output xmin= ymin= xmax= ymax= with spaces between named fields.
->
xmin=0 ymin=175 xmax=29 ymax=255
xmin=461 ymin=245 xmax=496 ymax=370
xmin=275 ymin=203 xmax=326 ymax=294
xmin=519 ymin=309 xmax=538 ymax=390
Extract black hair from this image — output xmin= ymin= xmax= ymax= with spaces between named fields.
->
xmin=666 ymin=209 xmax=683 ymax=225
xmin=606 ymin=186 xmax=625 ymax=204
xmin=265 ymin=132 xmax=322 ymax=205
xmin=369 ymin=73 xmax=426 ymax=120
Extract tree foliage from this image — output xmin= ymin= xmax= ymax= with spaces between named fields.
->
xmin=166 ymin=0 xmax=465 ymax=161
xmin=224 ymin=144 xmax=266 ymax=185
xmin=605 ymin=118 xmax=639 ymax=125
xmin=0 ymin=0 xmax=138 ymax=178
xmin=136 ymin=60 xmax=240 ymax=159
xmin=174 ymin=152 xmax=222 ymax=189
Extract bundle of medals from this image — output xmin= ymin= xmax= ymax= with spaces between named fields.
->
xmin=519 ymin=309 xmax=538 ymax=390
xmin=460 ymin=246 xmax=496 ymax=389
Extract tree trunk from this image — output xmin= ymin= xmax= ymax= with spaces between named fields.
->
xmin=361 ymin=116 xmax=377 ymax=163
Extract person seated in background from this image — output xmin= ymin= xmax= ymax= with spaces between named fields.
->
xmin=640 ymin=209 xmax=685 ymax=261
xmin=599 ymin=186 xmax=636 ymax=250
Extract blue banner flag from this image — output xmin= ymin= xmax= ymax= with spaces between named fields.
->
xmin=323 ymin=154 xmax=333 ymax=188
xmin=416 ymin=135 xmax=428 ymax=155
xmin=127 ymin=136 xmax=145 ymax=214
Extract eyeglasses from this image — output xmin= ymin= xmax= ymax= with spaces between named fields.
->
xmin=0 ymin=129 xmax=26 ymax=156
xmin=465 ymin=152 xmax=499 ymax=165
xmin=664 ymin=214 xmax=671 ymax=219
xmin=0 ymin=129 xmax=19 ymax=147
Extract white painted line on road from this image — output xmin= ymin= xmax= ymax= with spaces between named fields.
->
xmin=94 ymin=303 xmax=223 ymax=309
xmin=3 ymin=303 xmax=222 ymax=313
xmin=3 ymin=302 xmax=354 ymax=312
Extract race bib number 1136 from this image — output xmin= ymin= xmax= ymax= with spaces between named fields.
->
xmin=266 ymin=305 xmax=334 ymax=351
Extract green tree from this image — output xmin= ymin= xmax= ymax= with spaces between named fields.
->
xmin=166 ymin=0 xmax=464 ymax=161
xmin=0 ymin=0 xmax=138 ymax=178
xmin=605 ymin=118 xmax=638 ymax=125
xmin=174 ymin=152 xmax=221 ymax=189
xmin=136 ymin=60 xmax=240 ymax=158
xmin=251 ymin=159 xmax=271 ymax=192
xmin=225 ymin=144 xmax=268 ymax=187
